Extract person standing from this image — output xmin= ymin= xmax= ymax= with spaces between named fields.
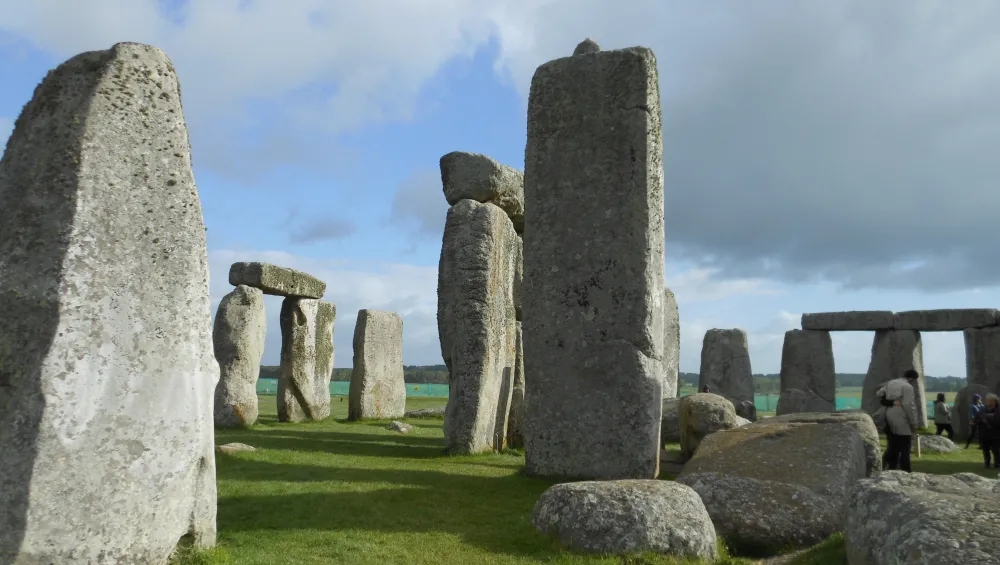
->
xmin=882 ymin=369 xmax=920 ymax=472
xmin=933 ymin=393 xmax=954 ymax=440
xmin=974 ymin=394 xmax=1000 ymax=469
xmin=967 ymin=394 xmax=985 ymax=449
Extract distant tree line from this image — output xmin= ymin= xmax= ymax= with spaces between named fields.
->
xmin=680 ymin=372 xmax=967 ymax=393
xmin=259 ymin=364 xmax=449 ymax=384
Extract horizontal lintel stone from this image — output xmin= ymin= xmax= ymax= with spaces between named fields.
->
xmin=801 ymin=311 xmax=894 ymax=331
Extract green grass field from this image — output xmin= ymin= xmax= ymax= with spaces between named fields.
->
xmin=184 ymin=394 xmax=994 ymax=565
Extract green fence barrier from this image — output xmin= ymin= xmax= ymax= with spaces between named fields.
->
xmin=257 ymin=379 xmax=448 ymax=398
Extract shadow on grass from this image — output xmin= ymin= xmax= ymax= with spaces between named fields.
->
xmin=215 ymin=429 xmax=447 ymax=459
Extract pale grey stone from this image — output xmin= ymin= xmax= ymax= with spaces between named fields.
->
xmin=216 ymin=443 xmax=256 ymax=455
xmin=914 ymin=434 xmax=955 ymax=454
xmin=677 ymin=422 xmax=867 ymax=556
xmin=0 ymin=42 xmax=217 ymax=563
xmin=439 ymin=200 xmax=517 ymax=453
xmin=513 ymin=234 xmax=523 ymax=321
xmin=572 ymin=38 xmax=601 ymax=55
xmin=661 ymin=397 xmax=681 ymax=445
xmin=678 ymin=393 xmax=739 ymax=460
xmin=894 ymin=308 xmax=999 ymax=331
xmin=950 ymin=384 xmax=991 ymax=442
xmin=801 ymin=311 xmax=894 ymax=331
xmin=404 ymin=406 xmax=446 ymax=419
xmin=439 ymin=152 xmax=524 ymax=232
xmin=532 ymin=480 xmax=717 ymax=560
xmin=348 ymin=310 xmax=406 ymax=420
xmin=776 ymin=388 xmax=835 ymax=416
xmin=522 ymin=45 xmax=665 ymax=479
xmin=777 ymin=329 xmax=835 ymax=415
xmin=228 ymin=261 xmax=326 ymax=299
xmin=964 ymin=326 xmax=1000 ymax=391
xmin=213 ymin=285 xmax=266 ymax=428
xmin=388 ymin=421 xmax=412 ymax=434
xmin=846 ymin=472 xmax=1000 ymax=565
xmin=313 ymin=300 xmax=336 ymax=420
xmin=699 ymin=329 xmax=754 ymax=419
xmin=507 ymin=321 xmax=525 ymax=448
xmin=734 ymin=415 xmax=752 ymax=427
xmin=277 ymin=297 xmax=320 ymax=422
xmin=663 ymin=288 xmax=679 ymax=399
xmin=766 ymin=412 xmax=882 ymax=476
xmin=862 ymin=329 xmax=926 ymax=427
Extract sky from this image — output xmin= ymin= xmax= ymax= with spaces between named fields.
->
xmin=2 ymin=0 xmax=999 ymax=378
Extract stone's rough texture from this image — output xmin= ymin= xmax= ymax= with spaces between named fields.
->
xmin=404 ymin=406 xmax=446 ymax=419
xmin=312 ymin=301 xmax=336 ymax=420
xmin=699 ymin=329 xmax=754 ymax=419
xmin=388 ymin=421 xmax=412 ymax=434
xmin=964 ymin=326 xmax=1000 ymax=392
xmin=777 ymin=330 xmax=835 ymax=415
xmin=494 ymin=364 xmax=515 ymax=451
xmin=439 ymin=152 xmax=525 ymax=232
xmin=894 ymin=308 xmax=999 ymax=331
xmin=734 ymin=415 xmax=752 ymax=427
xmin=662 ymin=288 xmax=680 ymax=399
xmin=677 ymin=422 xmax=867 ymax=556
xmin=678 ymin=393 xmax=739 ymax=460
xmin=277 ymin=298 xmax=320 ymax=422
xmin=216 ymin=443 xmax=256 ymax=455
xmin=513 ymin=235 xmax=523 ymax=321
xmin=522 ymin=45 xmax=664 ymax=480
xmin=951 ymin=384 xmax=990 ymax=441
xmin=532 ymin=481 xmax=717 ymax=560
xmin=572 ymin=38 xmax=601 ymax=55
xmin=0 ymin=43 xmax=218 ymax=563
xmin=507 ymin=322 xmax=526 ymax=448
xmin=914 ymin=434 xmax=955 ymax=454
xmin=213 ymin=285 xmax=267 ymax=428
xmin=228 ymin=261 xmax=326 ymax=299
xmin=349 ymin=310 xmax=406 ymax=420
xmin=863 ymin=329 xmax=926 ymax=427
xmin=846 ymin=472 xmax=1000 ymax=565
xmin=438 ymin=200 xmax=518 ymax=453
xmin=801 ymin=311 xmax=894 ymax=331
xmin=660 ymin=398 xmax=681 ymax=445
xmin=765 ymin=412 xmax=882 ymax=476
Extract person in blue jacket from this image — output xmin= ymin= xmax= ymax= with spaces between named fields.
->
xmin=967 ymin=394 xmax=985 ymax=449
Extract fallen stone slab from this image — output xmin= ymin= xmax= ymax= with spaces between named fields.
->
xmin=388 ymin=421 xmax=412 ymax=434
xmin=914 ymin=434 xmax=956 ymax=454
xmin=894 ymin=308 xmax=999 ymax=331
xmin=348 ymin=310 xmax=406 ymax=420
xmin=532 ymin=480 xmax=717 ymax=560
xmin=846 ymin=472 xmax=1000 ymax=565
xmin=801 ymin=311 xmax=894 ymax=331
xmin=765 ymin=412 xmax=881 ymax=476
xmin=228 ymin=261 xmax=326 ymax=299
xmin=440 ymin=151 xmax=525 ymax=233
xmin=404 ymin=406 xmax=446 ymax=419
xmin=213 ymin=285 xmax=267 ymax=428
xmin=678 ymin=393 xmax=739 ymax=460
xmin=216 ymin=443 xmax=256 ymax=455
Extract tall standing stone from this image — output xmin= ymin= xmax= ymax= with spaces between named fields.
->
xmin=277 ymin=297 xmax=319 ymax=422
xmin=522 ymin=41 xmax=665 ymax=479
xmin=507 ymin=322 xmax=526 ymax=449
xmin=776 ymin=330 xmax=836 ymax=415
xmin=663 ymin=288 xmax=680 ymax=399
xmin=348 ymin=310 xmax=406 ymax=420
xmin=862 ymin=329 xmax=925 ymax=427
xmin=699 ymin=329 xmax=755 ymax=420
xmin=213 ymin=285 xmax=267 ymax=428
xmin=438 ymin=200 xmax=518 ymax=453
xmin=964 ymin=327 xmax=1000 ymax=393
xmin=0 ymin=43 xmax=217 ymax=563
xmin=313 ymin=300 xmax=336 ymax=420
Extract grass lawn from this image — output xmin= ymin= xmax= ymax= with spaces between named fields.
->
xmin=182 ymin=394 xmax=995 ymax=565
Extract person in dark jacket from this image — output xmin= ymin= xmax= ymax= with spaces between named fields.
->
xmin=974 ymin=394 xmax=1000 ymax=469
xmin=933 ymin=393 xmax=954 ymax=439
xmin=967 ymin=394 xmax=985 ymax=449
xmin=700 ymin=385 xmax=710 ymax=393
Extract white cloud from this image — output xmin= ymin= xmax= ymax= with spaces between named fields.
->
xmin=669 ymin=267 xmax=783 ymax=303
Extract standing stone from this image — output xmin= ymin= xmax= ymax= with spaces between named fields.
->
xmin=663 ymin=288 xmax=680 ymax=399
xmin=0 ymin=43 xmax=217 ymax=563
xmin=523 ymin=43 xmax=664 ymax=479
xmin=507 ymin=322 xmax=526 ymax=449
xmin=439 ymin=200 xmax=518 ymax=453
xmin=964 ymin=326 xmax=1000 ymax=393
xmin=213 ymin=285 xmax=266 ymax=428
xmin=513 ymin=234 xmax=523 ymax=321
xmin=439 ymin=152 xmax=525 ymax=233
xmin=313 ymin=300 xmax=336 ymax=420
xmin=699 ymin=329 xmax=755 ymax=420
xmin=776 ymin=330 xmax=835 ymax=415
xmin=862 ymin=329 xmax=926 ymax=427
xmin=277 ymin=297 xmax=319 ymax=423
xmin=348 ymin=310 xmax=406 ymax=420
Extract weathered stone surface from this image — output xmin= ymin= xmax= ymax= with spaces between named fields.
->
xmin=766 ymin=412 xmax=882 ymax=476
xmin=862 ymin=329 xmax=926 ymax=427
xmin=513 ymin=234 xmax=523 ymax=321
xmin=388 ymin=421 xmax=412 ymax=434
xmin=348 ymin=310 xmax=406 ymax=420
xmin=507 ymin=321 xmax=526 ymax=449
xmin=950 ymin=384 xmax=991 ymax=441
xmin=801 ymin=310 xmax=894 ymax=331
xmin=228 ymin=261 xmax=326 ymax=299
xmin=662 ymin=288 xmax=679 ymax=399
xmin=404 ymin=406 xmax=446 ymax=419
xmin=678 ymin=393 xmax=739 ymax=460
xmin=894 ymin=308 xmax=999 ymax=331
xmin=213 ymin=285 xmax=266 ymax=428
xmin=572 ymin=38 xmax=601 ymax=55
xmin=439 ymin=152 xmax=524 ymax=233
xmin=699 ymin=329 xmax=754 ymax=419
xmin=777 ymin=330 xmax=835 ymax=416
xmin=277 ymin=297 xmax=320 ymax=423
xmin=661 ymin=398 xmax=681 ymax=445
xmin=216 ymin=443 xmax=256 ymax=455
xmin=846 ymin=472 xmax=1000 ymax=565
xmin=0 ymin=42 xmax=217 ymax=563
xmin=438 ymin=200 xmax=518 ymax=453
xmin=522 ymin=44 xmax=664 ymax=480
xmin=914 ymin=434 xmax=956 ymax=454
xmin=313 ymin=300 xmax=335 ymax=420
xmin=734 ymin=415 xmax=752 ymax=427
xmin=964 ymin=326 xmax=1000 ymax=391
xmin=532 ymin=480 xmax=717 ymax=560
xmin=677 ymin=422 xmax=867 ymax=556
xmin=494 ymin=363 xmax=515 ymax=451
